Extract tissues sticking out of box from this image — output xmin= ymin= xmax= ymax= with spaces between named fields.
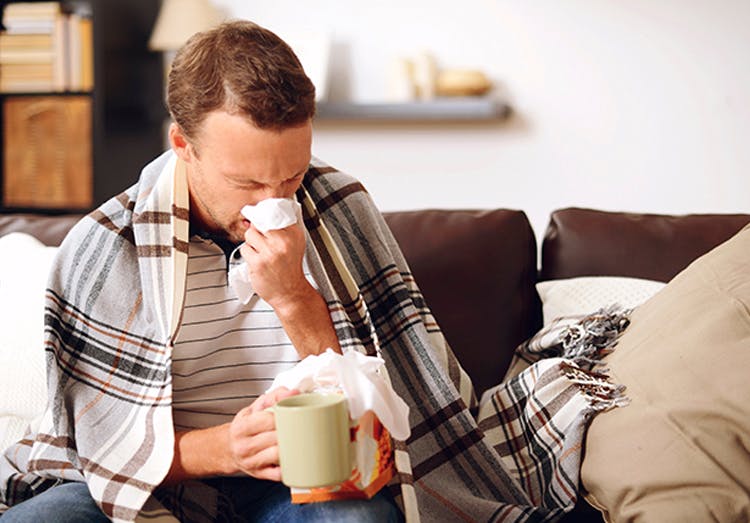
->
xmin=228 ymin=198 xmax=303 ymax=304
xmin=269 ymin=349 xmax=410 ymax=503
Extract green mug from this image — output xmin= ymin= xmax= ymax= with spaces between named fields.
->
xmin=273 ymin=392 xmax=352 ymax=488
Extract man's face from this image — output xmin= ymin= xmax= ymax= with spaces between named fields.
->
xmin=172 ymin=111 xmax=312 ymax=244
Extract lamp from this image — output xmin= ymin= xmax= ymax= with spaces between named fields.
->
xmin=149 ymin=0 xmax=222 ymax=52
xmin=150 ymin=0 xmax=222 ymax=147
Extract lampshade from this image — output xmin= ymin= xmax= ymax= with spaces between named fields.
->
xmin=149 ymin=0 xmax=222 ymax=51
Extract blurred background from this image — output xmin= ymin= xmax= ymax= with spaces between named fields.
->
xmin=1 ymin=0 xmax=748 ymax=239
xmin=218 ymin=0 xmax=750 ymax=238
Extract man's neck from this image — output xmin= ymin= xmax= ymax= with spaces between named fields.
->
xmin=189 ymin=223 xmax=240 ymax=263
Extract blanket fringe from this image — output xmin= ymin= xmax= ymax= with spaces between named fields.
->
xmin=558 ymin=305 xmax=631 ymax=410
xmin=559 ymin=304 xmax=631 ymax=369
xmin=561 ymin=362 xmax=630 ymax=411
xmin=511 ymin=304 xmax=633 ymax=411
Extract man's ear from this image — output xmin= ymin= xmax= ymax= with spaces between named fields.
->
xmin=169 ymin=122 xmax=194 ymax=163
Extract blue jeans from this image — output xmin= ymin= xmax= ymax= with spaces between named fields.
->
xmin=1 ymin=482 xmax=109 ymax=522
xmin=1 ymin=478 xmax=403 ymax=522
xmin=204 ymin=476 xmax=403 ymax=522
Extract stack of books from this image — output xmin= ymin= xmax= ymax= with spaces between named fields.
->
xmin=0 ymin=1 xmax=93 ymax=93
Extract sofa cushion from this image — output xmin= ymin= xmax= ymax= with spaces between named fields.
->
xmin=536 ymin=276 xmax=665 ymax=325
xmin=383 ymin=209 xmax=540 ymax=395
xmin=581 ymin=224 xmax=750 ymax=522
xmin=542 ymin=208 xmax=750 ymax=282
xmin=0 ymin=233 xmax=58 ymax=451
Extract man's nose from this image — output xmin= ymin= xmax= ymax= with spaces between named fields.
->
xmin=259 ymin=184 xmax=291 ymax=200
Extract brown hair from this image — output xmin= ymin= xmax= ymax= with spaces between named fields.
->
xmin=166 ymin=20 xmax=316 ymax=140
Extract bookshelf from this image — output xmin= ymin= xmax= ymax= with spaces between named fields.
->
xmin=0 ymin=0 xmax=165 ymax=212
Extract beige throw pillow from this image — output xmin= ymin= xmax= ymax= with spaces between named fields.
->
xmin=581 ymin=224 xmax=750 ymax=522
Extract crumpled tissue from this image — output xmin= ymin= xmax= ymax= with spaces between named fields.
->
xmin=269 ymin=349 xmax=411 ymax=503
xmin=240 ymin=198 xmax=303 ymax=234
xmin=269 ymin=348 xmax=410 ymax=441
xmin=228 ymin=198 xmax=303 ymax=304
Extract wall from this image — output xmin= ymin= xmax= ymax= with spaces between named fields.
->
xmin=212 ymin=0 xmax=750 ymax=239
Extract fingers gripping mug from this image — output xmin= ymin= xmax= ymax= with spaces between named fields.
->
xmin=272 ymin=393 xmax=352 ymax=488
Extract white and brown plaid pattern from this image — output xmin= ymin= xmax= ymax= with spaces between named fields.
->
xmin=1 ymin=151 xmax=625 ymax=522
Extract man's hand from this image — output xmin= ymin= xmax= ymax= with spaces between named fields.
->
xmin=240 ymin=222 xmax=309 ymax=313
xmin=240 ymin=221 xmax=342 ymax=357
xmin=227 ymin=387 xmax=298 ymax=481
xmin=162 ymin=388 xmax=298 ymax=485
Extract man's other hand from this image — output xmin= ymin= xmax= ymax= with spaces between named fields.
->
xmin=228 ymin=387 xmax=299 ymax=481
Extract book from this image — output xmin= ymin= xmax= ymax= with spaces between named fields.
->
xmin=0 ymin=61 xmax=55 ymax=91
xmin=0 ymin=49 xmax=54 ymax=62
xmin=0 ymin=79 xmax=55 ymax=92
xmin=51 ymin=10 xmax=67 ymax=90
xmin=78 ymin=16 xmax=93 ymax=91
xmin=2 ymin=2 xmax=60 ymax=34
xmin=0 ymin=33 xmax=53 ymax=49
xmin=1 ymin=62 xmax=54 ymax=78
xmin=3 ymin=2 xmax=60 ymax=19
xmin=66 ymin=12 xmax=81 ymax=90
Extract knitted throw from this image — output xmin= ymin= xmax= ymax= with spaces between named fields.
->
xmin=0 ymin=152 xmax=628 ymax=522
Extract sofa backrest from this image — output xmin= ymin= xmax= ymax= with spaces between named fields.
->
xmin=0 ymin=213 xmax=83 ymax=246
xmin=6 ymin=207 xmax=749 ymax=400
xmin=383 ymin=209 xmax=540 ymax=396
xmin=1 ymin=209 xmax=543 ymax=398
xmin=541 ymin=207 xmax=750 ymax=282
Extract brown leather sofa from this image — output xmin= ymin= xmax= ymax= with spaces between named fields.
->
xmin=2 ymin=207 xmax=749 ymax=521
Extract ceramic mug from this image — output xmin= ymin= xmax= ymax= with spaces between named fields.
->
xmin=273 ymin=392 xmax=352 ymax=488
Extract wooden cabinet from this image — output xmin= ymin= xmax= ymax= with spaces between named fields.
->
xmin=3 ymin=95 xmax=92 ymax=207
xmin=0 ymin=0 xmax=165 ymax=212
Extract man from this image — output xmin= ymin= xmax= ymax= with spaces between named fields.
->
xmin=1 ymin=19 xmax=611 ymax=523
xmin=0 ymin=21 xmax=401 ymax=522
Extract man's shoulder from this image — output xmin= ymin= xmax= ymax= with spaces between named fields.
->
xmin=60 ymin=151 xmax=174 ymax=252
xmin=304 ymin=157 xmax=369 ymax=202
xmin=306 ymin=157 xmax=362 ymax=187
xmin=59 ymin=190 xmax=137 ymax=254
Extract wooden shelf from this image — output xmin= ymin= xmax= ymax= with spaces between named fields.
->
xmin=0 ymin=90 xmax=93 ymax=96
xmin=315 ymin=97 xmax=511 ymax=122
xmin=0 ymin=0 xmax=165 ymax=212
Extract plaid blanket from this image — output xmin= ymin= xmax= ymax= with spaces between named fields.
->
xmin=0 ymin=152 xmax=628 ymax=522
xmin=477 ymin=308 xmax=630 ymax=513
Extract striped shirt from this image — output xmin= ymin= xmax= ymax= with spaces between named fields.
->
xmin=171 ymin=234 xmax=314 ymax=431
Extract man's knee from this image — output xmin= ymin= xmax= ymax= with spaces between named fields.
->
xmin=1 ymin=482 xmax=109 ymax=523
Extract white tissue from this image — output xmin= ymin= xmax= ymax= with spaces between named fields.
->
xmin=240 ymin=198 xmax=302 ymax=234
xmin=228 ymin=198 xmax=303 ymax=303
xmin=269 ymin=349 xmax=411 ymax=441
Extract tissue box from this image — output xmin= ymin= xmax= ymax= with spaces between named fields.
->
xmin=268 ymin=349 xmax=410 ymax=504
xmin=290 ymin=410 xmax=395 ymax=503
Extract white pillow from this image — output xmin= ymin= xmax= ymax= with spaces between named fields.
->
xmin=0 ymin=233 xmax=58 ymax=451
xmin=536 ymin=276 xmax=666 ymax=325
